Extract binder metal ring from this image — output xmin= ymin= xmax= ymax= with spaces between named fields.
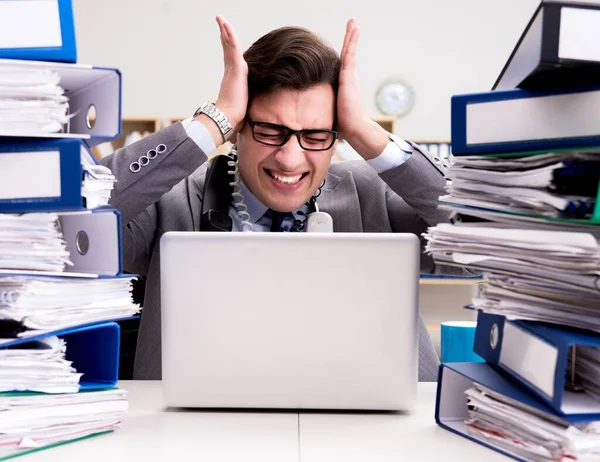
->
xmin=139 ymin=155 xmax=150 ymax=166
xmin=147 ymin=149 xmax=158 ymax=159
xmin=130 ymin=162 xmax=141 ymax=173
xmin=156 ymin=144 xmax=167 ymax=154
xmin=76 ymin=231 xmax=90 ymax=255
xmin=490 ymin=323 xmax=499 ymax=350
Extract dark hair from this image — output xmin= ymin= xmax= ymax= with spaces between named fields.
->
xmin=243 ymin=26 xmax=341 ymax=104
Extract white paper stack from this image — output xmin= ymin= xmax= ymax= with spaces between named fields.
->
xmin=475 ymin=275 xmax=600 ymax=331
xmin=465 ymin=383 xmax=600 ymax=461
xmin=0 ymin=389 xmax=128 ymax=459
xmin=443 ymin=206 xmax=600 ymax=239
xmin=0 ymin=276 xmax=140 ymax=338
xmin=424 ymin=223 xmax=600 ymax=329
xmin=442 ymin=150 xmax=600 ymax=219
xmin=0 ymin=336 xmax=81 ymax=393
xmin=80 ymin=147 xmax=116 ymax=209
xmin=0 ymin=65 xmax=70 ymax=135
xmin=425 ymin=224 xmax=600 ymax=290
xmin=0 ymin=214 xmax=70 ymax=273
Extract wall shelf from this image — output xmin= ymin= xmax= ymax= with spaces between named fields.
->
xmin=92 ymin=116 xmax=161 ymax=159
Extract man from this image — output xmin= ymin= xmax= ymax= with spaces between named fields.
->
xmin=103 ymin=17 xmax=449 ymax=381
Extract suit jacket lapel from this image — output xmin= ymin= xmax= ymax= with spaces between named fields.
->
xmin=319 ymin=170 xmax=363 ymax=232
xmin=187 ymin=163 xmax=209 ymax=232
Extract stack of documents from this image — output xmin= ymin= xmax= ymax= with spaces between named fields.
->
xmin=444 ymin=206 xmax=600 ymax=239
xmin=0 ymin=276 xmax=140 ymax=336
xmin=465 ymin=382 xmax=600 ymax=461
xmin=442 ymin=150 xmax=600 ymax=219
xmin=0 ymin=336 xmax=80 ymax=393
xmin=474 ymin=275 xmax=600 ymax=332
xmin=0 ymin=389 xmax=127 ymax=459
xmin=0 ymin=2 xmax=130 ymax=458
xmin=424 ymin=224 xmax=600 ymax=292
xmin=425 ymin=224 xmax=600 ymax=330
xmin=0 ymin=65 xmax=69 ymax=135
xmin=0 ymin=213 xmax=70 ymax=273
xmin=435 ymin=2 xmax=600 ymax=460
xmin=81 ymin=150 xmax=116 ymax=209
xmin=572 ymin=345 xmax=600 ymax=403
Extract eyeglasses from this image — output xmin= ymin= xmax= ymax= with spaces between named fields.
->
xmin=248 ymin=119 xmax=338 ymax=152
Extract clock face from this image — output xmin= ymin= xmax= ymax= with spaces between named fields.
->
xmin=376 ymin=80 xmax=414 ymax=117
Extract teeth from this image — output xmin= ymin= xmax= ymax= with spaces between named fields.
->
xmin=270 ymin=171 xmax=303 ymax=184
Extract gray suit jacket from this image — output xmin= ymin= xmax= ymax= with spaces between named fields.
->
xmin=102 ymin=122 xmax=451 ymax=382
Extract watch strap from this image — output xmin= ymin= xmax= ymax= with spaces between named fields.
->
xmin=194 ymin=102 xmax=233 ymax=141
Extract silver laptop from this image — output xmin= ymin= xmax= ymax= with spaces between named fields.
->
xmin=160 ymin=232 xmax=419 ymax=411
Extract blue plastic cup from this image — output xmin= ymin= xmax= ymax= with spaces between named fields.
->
xmin=440 ymin=321 xmax=485 ymax=363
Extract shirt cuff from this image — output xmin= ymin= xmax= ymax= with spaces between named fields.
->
xmin=366 ymin=134 xmax=413 ymax=174
xmin=181 ymin=116 xmax=217 ymax=156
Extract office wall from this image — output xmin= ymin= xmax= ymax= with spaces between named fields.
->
xmin=73 ymin=0 xmax=540 ymax=139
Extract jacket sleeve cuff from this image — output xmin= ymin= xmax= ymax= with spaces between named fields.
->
xmin=181 ymin=116 xmax=217 ymax=156
xmin=366 ymin=134 xmax=413 ymax=174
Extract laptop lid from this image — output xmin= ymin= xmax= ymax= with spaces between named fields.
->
xmin=160 ymin=232 xmax=419 ymax=411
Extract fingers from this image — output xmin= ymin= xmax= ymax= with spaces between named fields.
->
xmin=216 ymin=16 xmax=229 ymax=64
xmin=341 ymin=24 xmax=360 ymax=72
xmin=216 ymin=16 xmax=243 ymax=66
xmin=341 ymin=18 xmax=357 ymax=59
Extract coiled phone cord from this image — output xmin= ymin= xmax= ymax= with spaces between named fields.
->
xmin=227 ymin=147 xmax=253 ymax=232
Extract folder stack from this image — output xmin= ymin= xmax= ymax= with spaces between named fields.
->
xmin=0 ymin=0 xmax=139 ymax=458
xmin=426 ymin=1 xmax=600 ymax=460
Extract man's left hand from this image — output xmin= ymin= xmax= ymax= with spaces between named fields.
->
xmin=337 ymin=18 xmax=390 ymax=161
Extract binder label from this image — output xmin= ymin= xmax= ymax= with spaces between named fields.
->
xmin=499 ymin=323 xmax=558 ymax=399
xmin=559 ymin=7 xmax=600 ymax=62
xmin=0 ymin=0 xmax=62 ymax=49
xmin=0 ymin=151 xmax=61 ymax=200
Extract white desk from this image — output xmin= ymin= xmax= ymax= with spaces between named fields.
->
xmin=21 ymin=381 xmax=508 ymax=461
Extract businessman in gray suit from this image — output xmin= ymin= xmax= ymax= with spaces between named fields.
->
xmin=102 ymin=17 xmax=452 ymax=381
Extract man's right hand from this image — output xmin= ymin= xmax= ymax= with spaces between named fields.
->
xmin=214 ymin=16 xmax=248 ymax=134
xmin=193 ymin=16 xmax=248 ymax=147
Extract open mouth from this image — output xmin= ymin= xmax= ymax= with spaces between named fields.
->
xmin=264 ymin=168 xmax=309 ymax=185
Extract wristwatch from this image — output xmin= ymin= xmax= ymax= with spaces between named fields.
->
xmin=193 ymin=101 xmax=233 ymax=141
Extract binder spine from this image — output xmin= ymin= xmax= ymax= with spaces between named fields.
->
xmin=0 ymin=321 xmax=121 ymax=390
xmin=474 ymin=312 xmax=561 ymax=404
xmin=0 ymin=139 xmax=83 ymax=213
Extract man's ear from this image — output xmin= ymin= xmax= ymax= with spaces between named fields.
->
xmin=229 ymin=118 xmax=248 ymax=145
xmin=329 ymin=139 xmax=339 ymax=159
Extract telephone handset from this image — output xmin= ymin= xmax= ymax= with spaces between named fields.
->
xmin=200 ymin=153 xmax=233 ymax=231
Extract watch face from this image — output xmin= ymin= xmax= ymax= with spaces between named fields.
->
xmin=375 ymin=80 xmax=414 ymax=117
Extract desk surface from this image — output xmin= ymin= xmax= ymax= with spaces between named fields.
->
xmin=22 ymin=381 xmax=508 ymax=462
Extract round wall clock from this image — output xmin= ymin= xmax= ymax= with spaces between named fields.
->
xmin=375 ymin=79 xmax=414 ymax=117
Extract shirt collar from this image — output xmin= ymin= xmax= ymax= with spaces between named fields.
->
xmin=237 ymin=179 xmax=269 ymax=224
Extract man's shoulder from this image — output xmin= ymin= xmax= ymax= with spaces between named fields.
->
xmin=158 ymin=159 xmax=209 ymax=204
xmin=327 ymin=159 xmax=383 ymax=187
